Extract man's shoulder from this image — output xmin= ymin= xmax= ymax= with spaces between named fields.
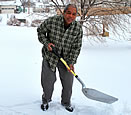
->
xmin=73 ymin=20 xmax=82 ymax=29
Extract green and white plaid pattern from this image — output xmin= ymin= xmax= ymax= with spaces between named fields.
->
xmin=37 ymin=15 xmax=83 ymax=72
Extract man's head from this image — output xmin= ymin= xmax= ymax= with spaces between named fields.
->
xmin=63 ymin=4 xmax=77 ymax=26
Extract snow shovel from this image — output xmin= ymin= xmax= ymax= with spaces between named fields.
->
xmin=51 ymin=46 xmax=118 ymax=104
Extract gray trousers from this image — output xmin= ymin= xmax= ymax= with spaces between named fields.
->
xmin=41 ymin=58 xmax=74 ymax=105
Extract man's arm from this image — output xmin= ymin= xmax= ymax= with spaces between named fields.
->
xmin=37 ymin=19 xmax=50 ymax=49
xmin=68 ymin=26 xmax=83 ymax=65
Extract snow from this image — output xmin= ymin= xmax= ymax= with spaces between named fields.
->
xmin=0 ymin=14 xmax=131 ymax=115
xmin=0 ymin=1 xmax=21 ymax=6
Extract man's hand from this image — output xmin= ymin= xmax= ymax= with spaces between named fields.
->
xmin=68 ymin=64 xmax=74 ymax=72
xmin=48 ymin=43 xmax=55 ymax=51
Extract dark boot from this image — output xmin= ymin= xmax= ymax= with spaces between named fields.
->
xmin=41 ymin=103 xmax=49 ymax=111
xmin=41 ymin=97 xmax=49 ymax=111
xmin=61 ymin=102 xmax=74 ymax=112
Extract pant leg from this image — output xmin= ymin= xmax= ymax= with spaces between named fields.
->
xmin=41 ymin=58 xmax=56 ymax=103
xmin=57 ymin=61 xmax=74 ymax=106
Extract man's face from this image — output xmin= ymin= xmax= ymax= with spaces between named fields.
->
xmin=63 ymin=6 xmax=77 ymax=25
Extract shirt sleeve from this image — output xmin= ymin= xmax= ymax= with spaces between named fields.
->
xmin=37 ymin=19 xmax=50 ymax=49
xmin=68 ymin=25 xmax=83 ymax=65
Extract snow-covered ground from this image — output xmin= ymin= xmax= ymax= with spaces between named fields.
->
xmin=0 ymin=14 xmax=131 ymax=115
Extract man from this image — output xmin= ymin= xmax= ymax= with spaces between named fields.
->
xmin=37 ymin=4 xmax=83 ymax=112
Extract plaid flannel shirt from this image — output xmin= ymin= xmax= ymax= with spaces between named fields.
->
xmin=37 ymin=15 xmax=83 ymax=72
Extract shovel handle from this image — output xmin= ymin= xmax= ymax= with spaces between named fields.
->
xmin=51 ymin=46 xmax=77 ymax=77
xmin=60 ymin=58 xmax=86 ymax=88
xmin=60 ymin=58 xmax=77 ymax=76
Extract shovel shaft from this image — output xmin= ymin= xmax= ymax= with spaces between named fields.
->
xmin=60 ymin=57 xmax=86 ymax=88
xmin=51 ymin=46 xmax=77 ymax=77
xmin=60 ymin=58 xmax=77 ymax=77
